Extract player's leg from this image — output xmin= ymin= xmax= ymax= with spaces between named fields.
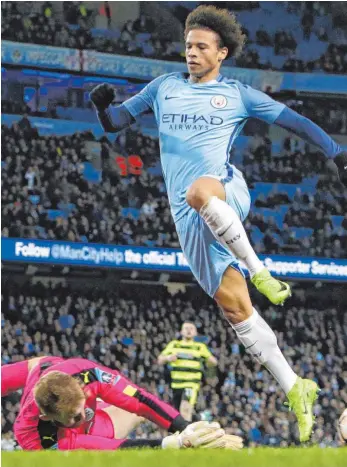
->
xmin=89 ymin=403 xmax=144 ymax=439
xmin=179 ymin=388 xmax=196 ymax=422
xmin=172 ymin=388 xmax=184 ymax=412
xmin=101 ymin=406 xmax=144 ymax=439
xmin=180 ymin=400 xmax=193 ymax=422
xmin=175 ymin=208 xmax=317 ymax=442
xmin=214 ymin=266 xmax=319 ymax=442
xmin=186 ymin=171 xmax=290 ymax=305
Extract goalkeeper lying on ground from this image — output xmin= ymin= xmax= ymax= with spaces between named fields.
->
xmin=2 ymin=357 xmax=243 ymax=450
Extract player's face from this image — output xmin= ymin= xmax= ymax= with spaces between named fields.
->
xmin=181 ymin=323 xmax=197 ymax=339
xmin=185 ymin=29 xmax=228 ymax=81
xmin=55 ymin=398 xmax=86 ymax=428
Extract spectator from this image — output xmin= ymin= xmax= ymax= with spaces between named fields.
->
xmin=2 ymin=2 xmax=346 ymax=74
xmin=24 ymin=166 xmax=36 ymax=192
xmin=1 ymin=280 xmax=346 ymax=449
xmin=133 ymin=14 xmax=155 ymax=34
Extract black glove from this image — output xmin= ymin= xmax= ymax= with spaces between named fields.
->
xmin=334 ymin=152 xmax=347 ymax=187
xmin=90 ymin=83 xmax=115 ymax=111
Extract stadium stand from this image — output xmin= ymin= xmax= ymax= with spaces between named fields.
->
xmin=2 ymin=279 xmax=346 ymax=448
xmin=1 ymin=0 xmax=347 ymax=456
xmin=2 ymin=1 xmax=347 ymax=72
xmin=2 ymin=117 xmax=346 ymax=256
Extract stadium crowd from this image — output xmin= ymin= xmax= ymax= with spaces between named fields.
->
xmin=2 ymin=279 xmax=346 ymax=449
xmin=2 ymin=94 xmax=346 ymax=136
xmin=2 ymin=1 xmax=347 ymax=73
xmin=2 ymin=120 xmax=347 ymax=257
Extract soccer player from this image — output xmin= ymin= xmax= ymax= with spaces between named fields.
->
xmin=2 ymin=357 xmax=242 ymax=450
xmin=90 ymin=5 xmax=347 ymax=442
xmin=158 ymin=321 xmax=217 ymax=422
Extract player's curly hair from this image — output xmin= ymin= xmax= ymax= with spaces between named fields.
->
xmin=34 ymin=371 xmax=85 ymax=418
xmin=184 ymin=5 xmax=246 ymax=59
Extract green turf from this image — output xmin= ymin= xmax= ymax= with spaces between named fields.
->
xmin=2 ymin=447 xmax=347 ymax=467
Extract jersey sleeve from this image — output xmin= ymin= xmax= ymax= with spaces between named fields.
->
xmin=14 ymin=402 xmax=46 ymax=450
xmin=58 ymin=433 xmax=126 ymax=450
xmin=274 ymin=106 xmax=341 ymax=158
xmin=58 ymin=433 xmax=162 ymax=450
xmin=90 ymin=367 xmax=185 ymax=432
xmin=160 ymin=341 xmax=176 ymax=356
xmin=237 ymin=83 xmax=286 ymax=124
xmin=1 ymin=361 xmax=29 ymax=396
xmin=123 ymin=74 xmax=169 ymax=118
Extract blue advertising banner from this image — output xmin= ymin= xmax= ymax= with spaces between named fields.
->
xmin=1 ymin=114 xmax=110 ymax=138
xmin=2 ymin=41 xmax=80 ymax=71
xmin=2 ymin=238 xmax=347 ymax=282
xmin=3 ymin=41 xmax=347 ymax=94
xmin=81 ymin=52 xmax=347 ymax=93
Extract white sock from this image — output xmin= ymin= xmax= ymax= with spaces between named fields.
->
xmin=200 ymin=196 xmax=263 ymax=277
xmin=232 ymin=308 xmax=297 ymax=394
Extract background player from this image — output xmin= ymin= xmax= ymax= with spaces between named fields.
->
xmin=158 ymin=321 xmax=217 ymax=421
xmin=90 ymin=5 xmax=347 ymax=442
xmin=2 ymin=357 xmax=243 ymax=450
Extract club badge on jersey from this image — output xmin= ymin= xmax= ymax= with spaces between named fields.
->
xmin=94 ymin=368 xmax=121 ymax=386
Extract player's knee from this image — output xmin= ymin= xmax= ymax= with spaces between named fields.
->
xmin=220 ymin=305 xmax=250 ymax=324
xmin=186 ymin=182 xmax=211 ymax=211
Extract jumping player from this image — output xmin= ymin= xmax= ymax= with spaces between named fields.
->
xmin=90 ymin=5 xmax=347 ymax=442
xmin=2 ymin=357 xmax=243 ymax=450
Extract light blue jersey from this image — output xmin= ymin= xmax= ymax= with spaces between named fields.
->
xmin=122 ymin=72 xmax=285 ymax=223
xmin=117 ymin=72 xmax=286 ymax=297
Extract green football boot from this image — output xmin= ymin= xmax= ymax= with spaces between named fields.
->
xmin=251 ymin=268 xmax=291 ymax=305
xmin=287 ymin=377 xmax=320 ymax=443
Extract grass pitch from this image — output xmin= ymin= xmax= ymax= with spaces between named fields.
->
xmin=2 ymin=447 xmax=347 ymax=467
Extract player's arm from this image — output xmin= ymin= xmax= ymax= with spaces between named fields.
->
xmin=237 ymin=84 xmax=347 ymax=186
xmin=58 ymin=421 xmax=229 ymax=450
xmin=157 ymin=341 xmax=177 ymax=364
xmin=58 ymin=433 xmax=163 ymax=450
xmin=90 ymin=369 xmax=187 ymax=433
xmin=90 ymin=75 xmax=167 ymax=133
xmin=207 ymin=355 xmax=218 ymax=366
xmin=1 ymin=357 xmax=46 ymax=396
xmin=201 ymin=344 xmax=218 ymax=367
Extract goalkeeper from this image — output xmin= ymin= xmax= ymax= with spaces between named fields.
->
xmin=2 ymin=357 xmax=242 ymax=450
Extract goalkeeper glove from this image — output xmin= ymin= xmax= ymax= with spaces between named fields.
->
xmin=334 ymin=152 xmax=347 ymax=187
xmin=201 ymin=433 xmax=244 ymax=450
xmin=162 ymin=421 xmax=225 ymax=449
xmin=90 ymin=83 xmax=116 ymax=111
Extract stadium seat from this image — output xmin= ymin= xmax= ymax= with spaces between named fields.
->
xmin=121 ymin=207 xmax=140 ymax=219
xmin=83 ymin=162 xmax=102 ymax=184
xmin=46 ymin=210 xmax=67 ymax=220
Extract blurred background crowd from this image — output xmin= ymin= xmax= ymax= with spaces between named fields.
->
xmin=1 ymin=0 xmax=347 ymax=452
xmin=2 ymin=279 xmax=347 ymax=449
xmin=2 ymin=116 xmax=347 ymax=257
xmin=2 ymin=1 xmax=347 ymax=72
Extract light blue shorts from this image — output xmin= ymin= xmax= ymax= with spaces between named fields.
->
xmin=175 ymin=165 xmax=251 ymax=298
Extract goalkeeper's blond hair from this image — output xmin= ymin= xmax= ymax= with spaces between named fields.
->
xmin=34 ymin=371 xmax=85 ymax=418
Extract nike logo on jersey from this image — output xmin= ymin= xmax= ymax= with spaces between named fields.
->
xmin=165 ymin=96 xmax=178 ymax=100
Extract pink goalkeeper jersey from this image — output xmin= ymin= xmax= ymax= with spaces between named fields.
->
xmin=14 ymin=357 xmax=182 ymax=450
